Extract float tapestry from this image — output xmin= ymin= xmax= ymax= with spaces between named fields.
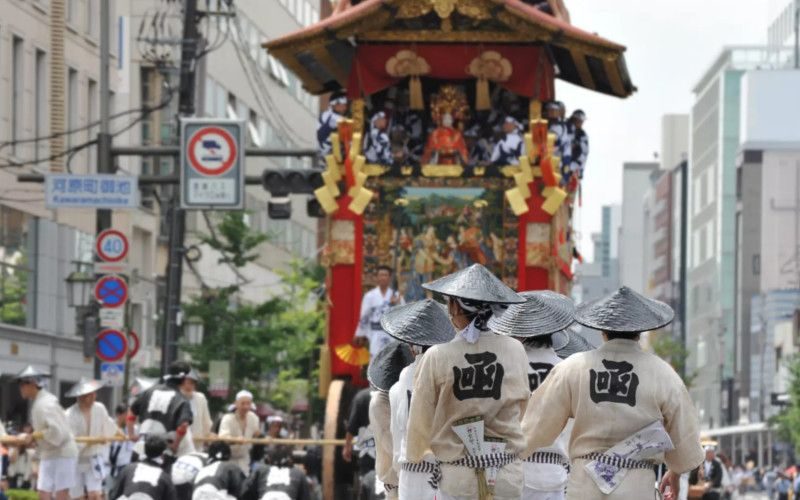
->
xmin=362 ymin=177 xmax=518 ymax=300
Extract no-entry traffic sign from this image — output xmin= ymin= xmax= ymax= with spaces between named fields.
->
xmin=94 ymin=275 xmax=128 ymax=308
xmin=96 ymin=329 xmax=128 ymax=362
xmin=96 ymin=229 xmax=129 ymax=262
xmin=180 ymin=119 xmax=244 ymax=210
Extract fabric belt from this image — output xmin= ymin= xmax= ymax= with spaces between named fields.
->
xmin=525 ymin=451 xmax=570 ymax=471
xmin=402 ymin=461 xmax=441 ymax=490
xmin=578 ymin=452 xmax=655 ymax=470
xmin=384 ymin=483 xmax=398 ymax=493
xmin=401 ymin=453 xmax=518 ymax=490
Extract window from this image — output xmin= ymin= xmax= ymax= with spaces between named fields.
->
xmin=706 ymin=169 xmax=715 ymax=206
xmin=67 ymin=0 xmax=78 ymax=26
xmin=248 ymin=110 xmax=262 ymax=146
xmin=226 ymin=93 xmax=238 ymax=120
xmin=35 ymin=50 xmax=47 ymax=161
xmin=87 ymin=78 xmax=98 ymax=167
xmin=86 ymin=0 xmax=99 ymax=37
xmin=67 ymin=68 xmax=79 ymax=149
xmin=0 ymin=206 xmax=35 ymax=328
xmin=12 ymin=36 xmax=25 ymax=157
xmin=699 ymin=225 xmax=707 ymax=263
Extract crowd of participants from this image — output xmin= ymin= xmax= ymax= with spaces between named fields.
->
xmin=0 ymin=361 xmax=316 ymax=500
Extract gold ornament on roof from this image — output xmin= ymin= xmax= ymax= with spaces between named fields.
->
xmin=468 ymin=51 xmax=514 ymax=110
xmin=386 ymin=50 xmax=431 ymax=110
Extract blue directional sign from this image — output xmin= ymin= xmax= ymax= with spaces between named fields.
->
xmin=45 ymin=174 xmax=140 ymax=209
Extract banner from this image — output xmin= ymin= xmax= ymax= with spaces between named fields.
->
xmin=208 ymin=360 xmax=230 ymax=398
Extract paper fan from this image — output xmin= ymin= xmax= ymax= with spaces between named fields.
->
xmin=334 ymin=344 xmax=371 ymax=366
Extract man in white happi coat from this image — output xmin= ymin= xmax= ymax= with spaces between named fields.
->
xmin=406 ymin=264 xmax=530 ymax=500
xmin=382 ymin=299 xmax=455 ymax=500
xmin=355 ymin=265 xmax=403 ymax=361
xmin=520 ymin=287 xmax=704 ymax=500
xmin=218 ymin=390 xmax=261 ymax=475
xmin=15 ymin=365 xmax=79 ymax=500
xmin=487 ymin=291 xmax=577 ymax=500
xmin=367 ymin=342 xmax=415 ymax=499
xmin=179 ymin=369 xmax=213 ymax=448
xmin=65 ymin=378 xmax=120 ymax=500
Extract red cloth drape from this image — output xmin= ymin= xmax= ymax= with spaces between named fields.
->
xmin=348 ymin=44 xmax=554 ymax=99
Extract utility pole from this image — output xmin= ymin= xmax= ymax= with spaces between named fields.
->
xmin=162 ymin=0 xmax=201 ymax=373
xmin=94 ymin=0 xmax=113 ymax=379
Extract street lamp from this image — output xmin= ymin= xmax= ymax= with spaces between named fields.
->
xmin=65 ymin=270 xmax=95 ymax=308
xmin=184 ymin=316 xmax=205 ymax=346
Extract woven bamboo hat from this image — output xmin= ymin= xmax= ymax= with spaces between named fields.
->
xmin=488 ymin=290 xmax=575 ymax=338
xmin=367 ymin=341 xmax=414 ymax=392
xmin=575 ymin=286 xmax=674 ymax=333
xmin=380 ymin=299 xmax=455 ymax=346
xmin=66 ymin=377 xmax=104 ymax=398
xmin=422 ymin=264 xmax=524 ymax=304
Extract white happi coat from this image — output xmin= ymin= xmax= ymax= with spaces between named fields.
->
xmin=369 ymin=391 xmax=398 ymax=499
xmin=218 ymin=411 xmax=260 ymax=474
xmin=522 ymin=345 xmax=571 ymax=497
xmin=389 ymin=357 xmax=438 ymax=500
xmin=189 ymin=391 xmax=213 ymax=441
xmin=355 ymin=287 xmax=400 ymax=358
xmin=521 ymin=339 xmax=704 ymax=499
xmin=407 ymin=330 xmax=530 ymax=500
xmin=66 ymin=401 xmax=118 ymax=476
xmin=31 ymin=389 xmax=79 ymax=459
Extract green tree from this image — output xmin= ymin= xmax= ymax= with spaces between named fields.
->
xmin=650 ymin=331 xmax=697 ymax=388
xmin=776 ymin=355 xmax=800 ymax=453
xmin=183 ymin=212 xmax=325 ymax=417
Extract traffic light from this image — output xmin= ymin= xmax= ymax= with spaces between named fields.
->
xmin=268 ymin=198 xmax=292 ymax=220
xmin=307 ymin=197 xmax=326 ymax=218
xmin=261 ymin=168 xmax=324 ymax=196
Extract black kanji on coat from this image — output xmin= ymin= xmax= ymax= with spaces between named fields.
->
xmin=589 ymin=359 xmax=639 ymax=406
xmin=452 ymin=352 xmax=504 ymax=400
xmin=528 ymin=362 xmax=554 ymax=392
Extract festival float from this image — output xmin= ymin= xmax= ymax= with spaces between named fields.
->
xmin=264 ymin=1 xmax=634 ymax=496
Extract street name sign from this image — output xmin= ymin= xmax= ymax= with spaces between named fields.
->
xmin=45 ymin=174 xmax=140 ymax=209
xmin=180 ymin=119 xmax=245 ymax=210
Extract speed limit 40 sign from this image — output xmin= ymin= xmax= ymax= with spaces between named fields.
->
xmin=180 ymin=119 xmax=245 ymax=210
xmin=96 ymin=229 xmax=129 ymax=274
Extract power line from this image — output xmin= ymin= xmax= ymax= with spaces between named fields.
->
xmin=0 ymin=87 xmax=176 ymax=170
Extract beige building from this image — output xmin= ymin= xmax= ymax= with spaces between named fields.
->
xmin=0 ymin=0 xmax=319 ymax=423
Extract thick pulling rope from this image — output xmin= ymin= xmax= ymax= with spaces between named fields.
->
xmin=0 ymin=433 xmax=345 ymax=447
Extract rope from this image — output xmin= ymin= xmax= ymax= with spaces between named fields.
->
xmin=0 ymin=433 xmax=345 ymax=447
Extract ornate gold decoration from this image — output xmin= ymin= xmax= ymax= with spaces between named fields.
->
xmin=351 ymin=99 xmax=366 ymax=136
xmin=473 ymin=166 xmax=486 ymax=176
xmin=386 ymin=50 xmax=431 ymax=109
xmin=357 ymin=30 xmax=535 ymax=43
xmin=386 ymin=50 xmax=431 ymax=78
xmin=421 ymin=165 xmax=464 ymax=177
xmin=400 ymin=166 xmax=414 ymax=176
xmin=364 ymin=164 xmax=389 ymax=176
xmin=468 ymin=51 xmax=513 ymax=82
xmin=330 ymin=220 xmax=355 ymax=265
xmin=430 ymin=85 xmax=470 ymax=125
xmin=526 ymin=223 xmax=551 ymax=267
xmin=394 ymin=0 xmax=491 ymax=20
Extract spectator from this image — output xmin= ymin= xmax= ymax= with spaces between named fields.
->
xmin=219 ymin=390 xmax=261 ymax=474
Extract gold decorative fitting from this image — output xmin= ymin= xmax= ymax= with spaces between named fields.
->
xmin=364 ymin=164 xmax=389 ymax=177
xmin=386 ymin=50 xmax=431 ymax=110
xmin=421 ymin=164 xmax=464 ymax=177
xmin=468 ymin=51 xmax=513 ymax=110
xmin=351 ymin=99 xmax=366 ymax=136
xmin=473 ymin=166 xmax=486 ymax=177
xmin=505 ymin=187 xmax=529 ymax=216
xmin=401 ymin=166 xmax=414 ymax=176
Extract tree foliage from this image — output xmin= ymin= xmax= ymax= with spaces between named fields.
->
xmin=183 ymin=212 xmax=324 ymax=416
xmin=650 ymin=331 xmax=697 ymax=388
xmin=775 ymin=355 xmax=800 ymax=452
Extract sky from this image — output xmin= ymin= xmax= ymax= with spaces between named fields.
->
xmin=559 ymin=0 xmax=778 ymax=261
